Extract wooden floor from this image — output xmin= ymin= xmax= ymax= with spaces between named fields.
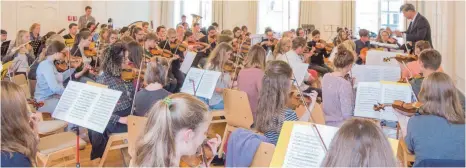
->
xmin=51 ymin=144 xmax=127 ymax=167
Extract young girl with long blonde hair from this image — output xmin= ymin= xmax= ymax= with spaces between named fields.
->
xmin=1 ymin=81 xmax=39 ymax=167
xmin=134 ymin=93 xmax=221 ymax=167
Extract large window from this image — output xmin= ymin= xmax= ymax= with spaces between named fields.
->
xmin=257 ymin=0 xmax=299 ymax=34
xmin=173 ymin=0 xmax=212 ymax=28
xmin=355 ymin=0 xmax=404 ymax=36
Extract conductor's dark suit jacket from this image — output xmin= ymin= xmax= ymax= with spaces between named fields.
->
xmin=405 ymin=13 xmax=433 ymax=48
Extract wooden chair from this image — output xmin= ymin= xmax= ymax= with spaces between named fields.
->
xmin=250 ymin=142 xmax=275 ymax=167
xmin=36 ymin=132 xmax=87 ymax=167
xmin=12 ymin=74 xmax=31 ymax=98
xmin=295 ymin=103 xmax=326 ymax=125
xmin=217 ymin=89 xmax=255 ymax=158
xmin=397 ymin=136 xmax=415 ymax=167
xmin=127 ymin=115 xmax=148 ymax=166
xmin=98 ymin=132 xmax=129 ymax=167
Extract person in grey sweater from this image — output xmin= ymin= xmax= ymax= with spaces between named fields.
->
xmin=78 ymin=6 xmax=96 ymax=30
xmin=404 ymin=72 xmax=465 ymax=166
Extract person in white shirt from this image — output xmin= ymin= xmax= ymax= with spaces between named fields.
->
xmin=269 ymin=37 xmax=291 ymax=62
xmin=277 ymin=37 xmax=314 ymax=65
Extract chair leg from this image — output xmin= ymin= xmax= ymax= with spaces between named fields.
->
xmin=217 ymin=125 xmax=232 ymax=158
xmin=98 ymin=137 xmax=114 ymax=167
xmin=120 ymin=148 xmax=130 ymax=167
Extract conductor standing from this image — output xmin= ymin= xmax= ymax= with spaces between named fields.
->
xmin=394 ymin=3 xmax=432 ymax=51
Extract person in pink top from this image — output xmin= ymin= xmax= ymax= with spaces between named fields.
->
xmin=237 ymin=45 xmax=266 ymax=120
xmin=402 ymin=40 xmax=442 ymax=78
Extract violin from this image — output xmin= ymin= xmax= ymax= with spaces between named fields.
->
xmin=161 ymin=49 xmax=174 ymax=58
xmin=27 ymin=98 xmax=44 ymax=110
xmin=179 ymin=142 xmax=214 ymax=167
xmin=208 ymin=35 xmax=217 ymax=44
xmin=397 ymin=74 xmax=423 ymax=83
xmin=188 ymin=41 xmax=209 ymax=52
xmin=54 ymin=52 xmax=83 ymax=72
xmin=383 ymin=54 xmax=418 ymax=63
xmin=373 ymin=100 xmax=423 ymax=114
xmin=359 ymin=47 xmax=369 ymax=64
xmin=150 ymin=45 xmax=163 ymax=56
xmin=324 ymin=42 xmax=334 ymax=52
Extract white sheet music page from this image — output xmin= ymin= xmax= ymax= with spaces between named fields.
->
xmin=354 ymin=82 xmax=382 ymax=119
xmin=352 ymin=65 xmax=401 ymax=87
xmin=196 ymin=70 xmax=221 ymax=99
xmin=283 ymin=124 xmax=339 ymax=167
xmin=289 ymin=62 xmax=309 ymax=87
xmin=180 ymin=51 xmax=197 ymax=74
xmin=52 ymin=81 xmax=122 ymax=133
xmin=180 ymin=68 xmax=205 ymax=96
xmin=380 ymin=82 xmax=412 ymax=121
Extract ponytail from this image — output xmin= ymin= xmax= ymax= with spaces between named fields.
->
xmin=134 ymin=93 xmax=209 ymax=167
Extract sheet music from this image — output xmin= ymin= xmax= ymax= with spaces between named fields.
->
xmin=180 ymin=68 xmax=205 ymax=96
xmin=366 ymin=50 xmax=400 ymax=67
xmin=380 ymin=83 xmax=412 ymax=121
xmin=352 ymin=65 xmax=401 ymax=87
xmin=354 ymin=82 xmax=382 ymax=119
xmin=289 ymin=62 xmax=308 ymax=87
xmin=52 ymin=81 xmax=122 ymax=133
xmin=283 ymin=124 xmax=338 ymax=167
xmin=180 ymin=51 xmax=196 ymax=74
xmin=394 ymin=111 xmax=411 ymax=137
xmin=196 ymin=70 xmax=221 ymax=99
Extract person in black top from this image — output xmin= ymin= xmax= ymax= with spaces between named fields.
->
xmin=355 ymin=29 xmax=372 ymax=64
xmin=159 ymin=28 xmax=185 ymax=93
xmin=1 ymin=29 xmax=9 ymax=57
xmin=308 ymin=30 xmax=332 ymax=75
xmin=192 ymin=26 xmax=217 ymax=68
xmin=260 ymin=27 xmax=276 ymax=53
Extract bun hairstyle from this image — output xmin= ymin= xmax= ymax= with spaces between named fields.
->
xmin=134 ymin=93 xmax=209 ymax=167
xmin=333 ymin=45 xmax=355 ymax=69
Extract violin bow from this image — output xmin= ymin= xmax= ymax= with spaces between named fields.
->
xmin=200 ymin=141 xmax=208 ymax=167
xmin=130 ymin=56 xmax=146 ymax=115
xmin=283 ymin=53 xmax=328 ymax=152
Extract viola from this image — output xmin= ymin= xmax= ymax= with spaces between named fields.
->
xmin=179 ymin=141 xmax=214 ymax=167
xmin=373 ymin=100 xmax=423 ymax=114
xmin=27 ymin=98 xmax=44 ymax=110
xmin=383 ymin=54 xmax=418 ymax=63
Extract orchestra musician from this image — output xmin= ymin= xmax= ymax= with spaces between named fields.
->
xmin=269 ymin=37 xmax=291 ymax=61
xmin=159 ymin=28 xmax=184 ymax=93
xmin=401 ymin=40 xmax=435 ymax=79
xmin=176 ymin=25 xmax=185 ymax=42
xmin=260 ymin=27 xmax=276 ymax=53
xmin=192 ymin=23 xmax=205 ymax=40
xmin=193 ymin=26 xmax=217 ymax=68
xmin=177 ymin=14 xmax=189 ymax=28
xmin=108 ymin=30 xmax=119 ymax=45
xmin=408 ymin=49 xmax=465 ymax=110
xmin=241 ymin=25 xmax=250 ymax=37
xmin=133 ymin=93 xmax=221 ymax=167
xmin=322 ymin=45 xmax=355 ymax=127
xmin=78 ymin=6 xmax=96 ymax=29
xmin=321 ymin=118 xmax=397 ymax=167
xmin=143 ymin=33 xmax=159 ymax=58
xmin=156 ymin=25 xmax=167 ymax=42
xmin=2 ymin=30 xmax=35 ymax=77
xmin=89 ymin=42 xmax=134 ymax=161
xmin=1 ymin=29 xmax=10 ymax=57
xmin=375 ymin=29 xmax=400 ymax=48
xmin=35 ymin=41 xmax=90 ymax=112
xmin=354 ymin=29 xmax=372 ymax=64
xmin=397 ymin=72 xmax=464 ymax=166
xmin=296 ymin=28 xmax=306 ymax=39
xmin=142 ymin=22 xmax=150 ymax=34
xmin=308 ymin=30 xmax=332 ymax=75
xmin=63 ymin=23 xmax=78 ymax=47
xmin=333 ymin=29 xmax=349 ymax=46
xmin=131 ymin=27 xmax=145 ymax=44
xmin=29 ymin=23 xmax=42 ymax=56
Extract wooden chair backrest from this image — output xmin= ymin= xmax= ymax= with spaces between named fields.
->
xmin=127 ymin=115 xmax=148 ymax=158
xmin=250 ymin=142 xmax=275 ymax=167
xmin=295 ymin=103 xmax=326 ymax=125
xmin=223 ymin=89 xmax=254 ymax=129
xmin=12 ymin=74 xmax=31 ymax=98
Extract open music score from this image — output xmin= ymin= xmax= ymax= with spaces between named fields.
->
xmin=271 ymin=121 xmax=399 ymax=167
xmin=180 ymin=51 xmax=196 ymax=74
xmin=354 ymin=81 xmax=412 ymax=121
xmin=180 ymin=68 xmax=221 ymax=99
xmin=366 ymin=50 xmax=403 ymax=67
xmin=271 ymin=121 xmax=338 ymax=167
xmin=52 ymin=81 xmax=122 ymax=133
xmin=351 ymin=65 xmax=401 ymax=87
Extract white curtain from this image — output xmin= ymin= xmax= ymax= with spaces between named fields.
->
xmin=299 ymin=0 xmax=312 ymax=26
xmin=341 ymin=0 xmax=355 ymax=29
xmin=248 ymin=1 xmax=258 ymax=34
xmin=212 ymin=0 xmax=225 ymax=30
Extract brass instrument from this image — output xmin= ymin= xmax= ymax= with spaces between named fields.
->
xmin=191 ymin=14 xmax=203 ymax=27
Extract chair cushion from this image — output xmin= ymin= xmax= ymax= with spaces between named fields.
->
xmin=38 ymin=120 xmax=67 ymax=135
xmin=38 ymin=132 xmax=87 ymax=155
